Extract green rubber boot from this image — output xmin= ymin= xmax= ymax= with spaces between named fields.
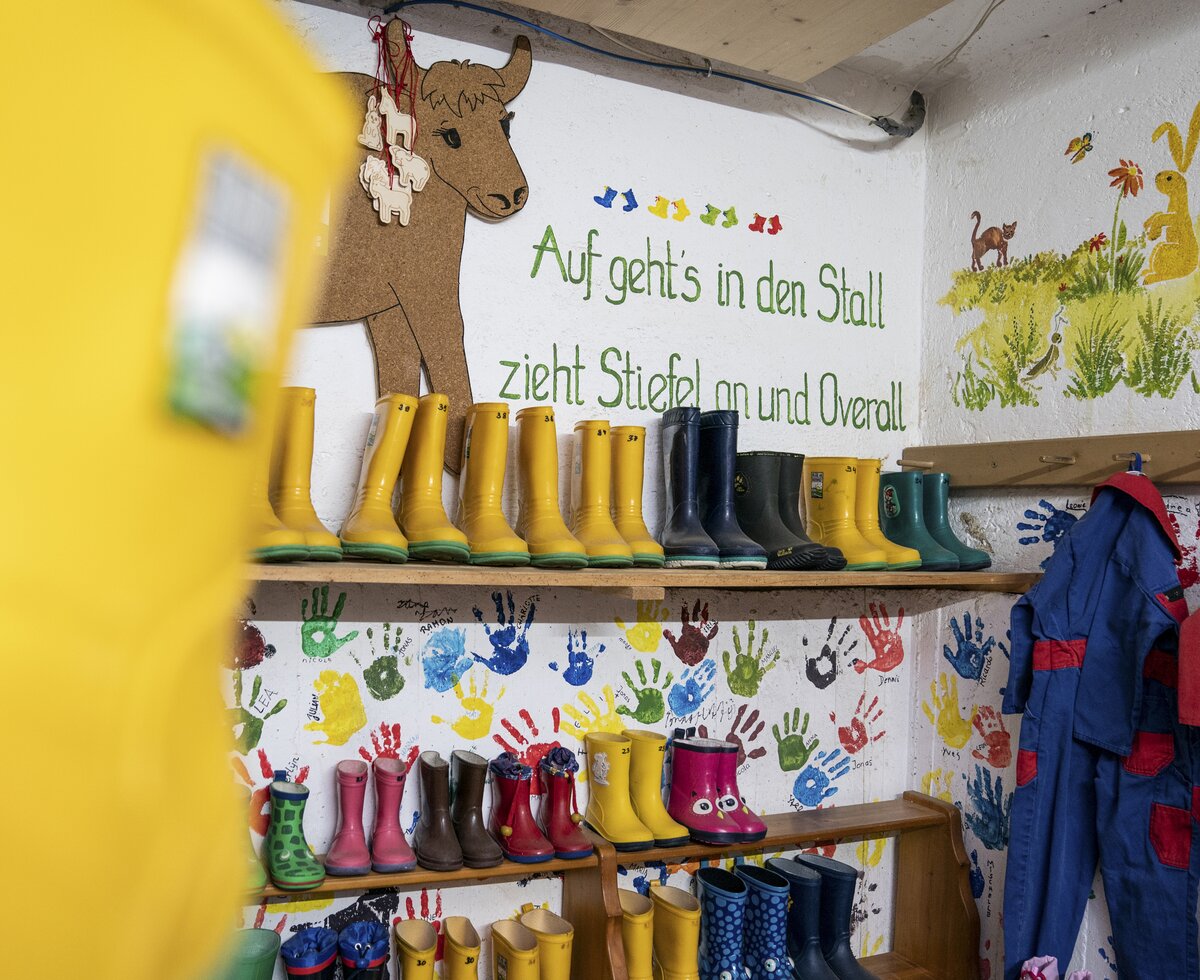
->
xmin=878 ymin=472 xmax=958 ymax=570
xmin=922 ymin=472 xmax=991 ymax=571
xmin=209 ymin=929 xmax=280 ymax=980
xmin=265 ymin=772 xmax=325 ymax=891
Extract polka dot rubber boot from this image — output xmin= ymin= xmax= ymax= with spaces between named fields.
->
xmin=735 ymin=865 xmax=791 ymax=979
xmin=697 ymin=867 xmax=747 ymax=980
xmin=265 ymin=771 xmax=326 ymax=891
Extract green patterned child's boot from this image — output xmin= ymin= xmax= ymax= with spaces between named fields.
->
xmin=265 ymin=771 xmax=325 ymax=891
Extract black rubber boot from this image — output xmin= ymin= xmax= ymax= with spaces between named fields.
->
xmin=698 ymin=412 xmax=768 ymax=569
xmin=777 ymin=452 xmax=847 ymax=570
xmin=733 ymin=452 xmax=827 ymax=570
xmin=660 ymin=408 xmax=720 ymax=567
xmin=765 ymin=858 xmax=838 ymax=979
xmin=792 ymin=854 xmax=875 ymax=980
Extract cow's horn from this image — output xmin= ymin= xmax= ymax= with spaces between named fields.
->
xmin=497 ymin=35 xmax=532 ymax=98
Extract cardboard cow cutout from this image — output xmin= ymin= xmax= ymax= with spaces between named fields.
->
xmin=313 ymin=19 xmax=532 ymax=472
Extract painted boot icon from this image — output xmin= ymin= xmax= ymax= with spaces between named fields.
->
xmin=622 ymin=188 xmax=639 ymax=212
xmin=748 ymin=213 xmax=767 ymax=233
xmin=671 ymin=198 xmax=691 ymax=221
xmin=648 ymin=195 xmax=670 ymax=218
xmin=700 ymin=204 xmax=721 ymax=225
xmin=594 ymin=186 xmax=617 ymax=208
xmin=767 ymin=214 xmax=783 ymax=235
xmin=721 ymin=206 xmax=739 ymax=228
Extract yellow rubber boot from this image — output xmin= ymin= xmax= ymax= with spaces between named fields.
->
xmin=271 ymin=387 xmax=342 ymax=560
xmin=398 ymin=393 xmax=470 ymax=563
xmin=515 ymin=408 xmax=587 ymax=569
xmin=856 ymin=458 xmax=922 ymax=570
xmin=249 ymin=460 xmax=308 ymax=563
xmin=620 ymin=889 xmax=654 ymax=980
xmin=394 ymin=919 xmax=437 ymax=980
xmin=491 ymin=919 xmax=540 ymax=980
xmin=443 ymin=917 xmax=483 ymax=980
xmin=649 ymin=885 xmax=701 ymax=980
xmin=611 ymin=426 xmax=665 ymax=567
xmin=519 ymin=905 xmax=574 ymax=978
xmin=625 ymin=730 xmax=688 ymax=846
xmin=339 ymin=393 xmax=417 ymax=562
xmin=456 ymin=403 xmax=530 ymax=566
xmin=583 ymin=733 xmax=653 ymax=851
xmin=801 ymin=456 xmax=887 ymax=570
xmin=570 ymin=421 xmax=634 ymax=567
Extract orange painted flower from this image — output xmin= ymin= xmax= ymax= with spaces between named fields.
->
xmin=1088 ymin=232 xmax=1108 ymax=252
xmin=1108 ymin=159 xmax=1143 ymax=197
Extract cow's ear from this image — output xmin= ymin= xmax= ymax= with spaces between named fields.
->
xmin=384 ymin=18 xmax=420 ymax=79
xmin=497 ymin=35 xmax=532 ymax=99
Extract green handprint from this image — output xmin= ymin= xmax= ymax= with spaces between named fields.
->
xmin=617 ymin=658 xmax=675 ymax=724
xmin=772 ymin=708 xmax=819 ymax=772
xmin=355 ymin=623 xmax=406 ymax=701
xmin=228 ymin=670 xmax=287 ymax=753
xmin=722 ymin=619 xmax=780 ymax=698
xmin=300 ymin=585 xmax=359 ymax=660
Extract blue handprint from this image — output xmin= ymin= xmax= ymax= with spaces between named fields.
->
xmin=667 ymin=660 xmax=717 ymax=717
xmin=792 ymin=748 xmax=851 ymax=807
xmin=618 ymin=860 xmax=668 ymax=896
xmin=942 ymin=610 xmax=996 ymax=681
xmin=969 ymin=849 xmax=985 ymax=899
xmin=1017 ymin=500 xmax=1078 ymax=567
xmin=472 ymin=590 xmax=536 ymax=675
xmin=964 ymin=764 xmax=1012 ymax=850
xmin=422 ymin=626 xmax=473 ymax=692
xmin=555 ymin=628 xmax=604 ymax=687
xmin=1098 ymin=935 xmax=1117 ymax=978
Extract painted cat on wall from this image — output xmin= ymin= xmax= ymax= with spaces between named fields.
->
xmin=969 ymin=211 xmax=1017 ymax=270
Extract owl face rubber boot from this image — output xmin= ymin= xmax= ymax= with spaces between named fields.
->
xmin=443 ymin=917 xmax=482 ymax=980
xmin=801 ymin=457 xmax=888 ymax=570
xmin=339 ymin=393 xmax=417 ymax=562
xmin=338 ymin=920 xmax=390 ymax=979
xmin=451 ymin=749 xmax=504 ymax=868
xmin=570 ymin=420 xmax=634 ymax=566
xmin=736 ymin=865 xmax=791 ymax=979
xmin=922 ymin=471 xmax=991 ymax=570
xmin=371 ymin=756 xmax=416 ymax=872
xmin=666 ymin=734 xmax=742 ymax=845
xmin=250 ymin=459 xmax=308 ymax=562
xmin=264 ymin=771 xmax=325 ymax=891
xmin=620 ymin=889 xmax=655 ymax=980
xmin=412 ymin=751 xmax=463 ymax=871
xmin=660 ymin=407 xmax=720 ymax=567
xmin=649 ymin=884 xmax=701 ymax=980
xmin=456 ymin=403 xmax=530 ymax=565
xmin=537 ymin=747 xmax=594 ymax=859
xmin=792 ymin=853 xmax=875 ymax=980
xmin=492 ymin=920 xmax=540 ymax=980
xmin=697 ymin=867 xmax=748 ymax=980
xmin=611 ymin=425 xmax=665 ymax=566
xmin=398 ymin=393 xmax=470 ymax=562
xmin=777 ymin=453 xmax=846 ymax=570
xmin=271 ymin=387 xmax=341 ymax=559
xmin=764 ymin=859 xmax=837 ymax=980
xmin=855 ymin=458 xmax=921 ymax=569
xmin=626 ymin=730 xmax=688 ymax=846
xmin=326 ymin=760 xmax=372 ymax=876
xmin=394 ymin=919 xmax=437 ymax=980
xmin=698 ymin=412 xmax=768 ymax=568
xmin=280 ymin=926 xmax=338 ymax=980
xmin=514 ymin=407 xmax=587 ymax=568
xmin=715 ymin=740 xmax=766 ymax=841
xmin=583 ymin=732 xmax=654 ymax=851
xmin=733 ymin=452 xmax=828 ymax=570
xmin=878 ymin=472 xmax=959 ymax=570
xmin=489 ymin=752 xmax=555 ymax=863
xmin=520 ymin=905 xmax=574 ymax=978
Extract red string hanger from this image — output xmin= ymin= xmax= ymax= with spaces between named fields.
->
xmin=367 ymin=16 xmax=420 ymax=184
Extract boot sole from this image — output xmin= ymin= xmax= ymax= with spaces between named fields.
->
xmin=653 ymin=835 xmax=690 ymax=847
xmin=886 ymin=560 xmax=923 ymax=570
xmin=326 ymin=864 xmax=373 ymax=876
xmin=632 ymin=554 xmax=666 ymax=567
xmin=340 ymin=542 xmax=409 ymax=563
xmin=664 ymin=557 xmax=720 ymax=568
xmin=253 ymin=546 xmax=311 ymax=562
xmin=719 ymin=557 xmax=768 ymax=569
xmin=469 ymin=552 xmax=531 ymax=566
xmin=587 ymin=556 xmax=635 ymax=568
xmin=584 ymin=821 xmax=654 ymax=851
xmin=501 ymin=851 xmax=555 ymax=863
xmin=554 ymin=847 xmax=595 ymax=859
xmin=842 ymin=562 xmax=889 ymax=570
xmin=414 ymin=855 xmax=465 ymax=872
xmin=956 ymin=560 xmax=993 ymax=571
xmin=462 ymin=855 xmax=505 ymax=869
xmin=270 ymin=876 xmax=327 ymax=890
xmin=304 ymin=547 xmax=343 ymax=561
xmin=530 ymin=553 xmax=589 ymax=568
xmin=372 ymin=860 xmax=418 ymax=872
xmin=408 ymin=541 xmax=471 ymax=562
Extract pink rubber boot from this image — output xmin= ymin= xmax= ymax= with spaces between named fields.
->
xmin=667 ymin=731 xmax=742 ymax=845
xmin=715 ymin=741 xmax=766 ymax=842
xmin=371 ymin=757 xmax=417 ymax=873
xmin=326 ymin=760 xmax=371 ymax=876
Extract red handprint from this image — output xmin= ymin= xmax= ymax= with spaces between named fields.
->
xmin=699 ymin=703 xmax=767 ymax=767
xmin=830 ymin=694 xmax=886 ymax=755
xmin=232 ymin=619 xmax=272 ymax=669
xmin=664 ymin=600 xmax=719 ymax=666
xmin=233 ymin=749 xmax=309 ymax=836
xmin=971 ymin=706 xmax=1012 ymax=768
xmin=854 ymin=602 xmax=905 ymax=674
xmin=357 ymin=721 xmax=420 ymax=771
xmin=400 ymin=889 xmax=445 ymax=961
xmin=252 ymin=899 xmax=287 ymax=935
xmin=493 ymin=708 xmax=562 ymax=795
xmin=1168 ymin=513 xmax=1200 ymax=588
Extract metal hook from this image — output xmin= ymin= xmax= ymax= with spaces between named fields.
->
xmin=897 ymin=459 xmax=934 ymax=470
xmin=1113 ymin=451 xmax=1149 ymax=471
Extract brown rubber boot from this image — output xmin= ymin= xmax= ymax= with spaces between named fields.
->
xmin=450 ymin=750 xmax=503 ymax=868
xmin=412 ymin=751 xmax=463 ymax=871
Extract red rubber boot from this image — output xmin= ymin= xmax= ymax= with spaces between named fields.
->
xmin=537 ymin=747 xmax=594 ymax=860
xmin=667 ymin=732 xmax=743 ymax=845
xmin=371 ymin=757 xmax=417 ymax=873
xmin=715 ymin=742 xmax=766 ymax=842
xmin=489 ymin=752 xmax=554 ymax=864
xmin=326 ymin=761 xmax=371 ymax=876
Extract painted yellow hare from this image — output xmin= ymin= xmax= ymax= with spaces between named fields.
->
xmin=1144 ymin=99 xmax=1200 ymax=284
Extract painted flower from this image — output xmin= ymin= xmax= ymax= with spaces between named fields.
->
xmin=1088 ymin=232 xmax=1108 ymax=252
xmin=1108 ymin=159 xmax=1144 ymax=197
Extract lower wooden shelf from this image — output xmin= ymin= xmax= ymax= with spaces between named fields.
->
xmin=860 ymin=951 xmax=938 ymax=979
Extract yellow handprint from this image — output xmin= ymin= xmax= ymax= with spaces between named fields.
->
xmin=432 ymin=674 xmax=503 ymax=741
xmin=856 ymin=838 xmax=887 ymax=868
xmin=858 ymin=929 xmax=884 ymax=958
xmin=305 ymin=670 xmax=368 ymax=746
xmin=561 ymin=685 xmax=625 ymax=736
xmin=921 ymin=768 xmax=955 ymax=803
xmin=922 ymin=672 xmax=976 ymax=750
xmin=615 ymin=600 xmax=670 ymax=654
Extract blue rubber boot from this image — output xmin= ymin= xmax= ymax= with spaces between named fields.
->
xmin=765 ymin=858 xmax=837 ymax=979
xmin=698 ymin=412 xmax=768 ymax=569
xmin=735 ymin=865 xmax=791 ymax=979
xmin=922 ymin=472 xmax=991 ymax=570
xmin=878 ymin=472 xmax=958 ymax=570
xmin=697 ymin=866 xmax=748 ymax=980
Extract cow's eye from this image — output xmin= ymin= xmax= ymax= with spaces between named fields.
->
xmin=436 ymin=127 xmax=462 ymax=149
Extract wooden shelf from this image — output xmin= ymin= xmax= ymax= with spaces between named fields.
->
xmin=859 ymin=952 xmax=937 ymax=980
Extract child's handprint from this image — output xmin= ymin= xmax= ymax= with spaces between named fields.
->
xmin=228 ymin=670 xmax=287 ymax=753
xmin=663 ymin=600 xmax=718 ymax=666
xmin=1167 ymin=510 xmax=1200 ymax=588
xmin=921 ymin=768 xmax=954 ymax=803
xmin=472 ymin=590 xmax=536 ymax=675
xmin=971 ymin=707 xmax=1012 ymax=768
xmin=793 ymin=749 xmax=851 ymax=807
xmin=853 ymin=602 xmax=905 ymax=674
xmin=773 ymin=708 xmax=819 ymax=772
xmin=617 ymin=658 xmax=674 ymax=724
xmin=553 ymin=629 xmax=604 ymax=687
xmin=232 ymin=748 xmax=309 ymax=836
xmin=922 ymin=672 xmax=976 ymax=750
xmin=942 ymin=610 xmax=996 ymax=681
xmin=615 ymin=600 xmax=671 ymax=653
xmin=401 ymin=889 xmax=445 ymax=962
xmin=300 ymin=585 xmax=359 ymax=660
xmin=357 ymin=721 xmax=420 ymax=771
xmin=667 ymin=660 xmax=718 ymax=717
xmin=422 ymin=626 xmax=473 ymax=693
xmin=721 ymin=619 xmax=780 ymax=697
xmin=354 ymin=623 xmax=406 ymax=701
xmin=618 ymin=861 xmax=669 ymax=896
xmin=699 ymin=703 xmax=767 ymax=767
xmin=969 ymin=849 xmax=985 ymax=898
xmin=856 ymin=837 xmax=886 ymax=868
xmin=232 ymin=620 xmax=274 ymax=669
xmin=493 ymin=708 xmax=562 ymax=794
xmin=305 ymin=670 xmax=367 ymax=746
xmin=1017 ymin=499 xmax=1078 ymax=567
xmin=964 ymin=764 xmax=1012 ymax=850
xmin=830 ymin=694 xmax=886 ymax=755
xmin=804 ymin=619 xmax=857 ymax=690
xmin=432 ymin=674 xmax=503 ymax=740
xmin=561 ymin=685 xmax=625 ymax=735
